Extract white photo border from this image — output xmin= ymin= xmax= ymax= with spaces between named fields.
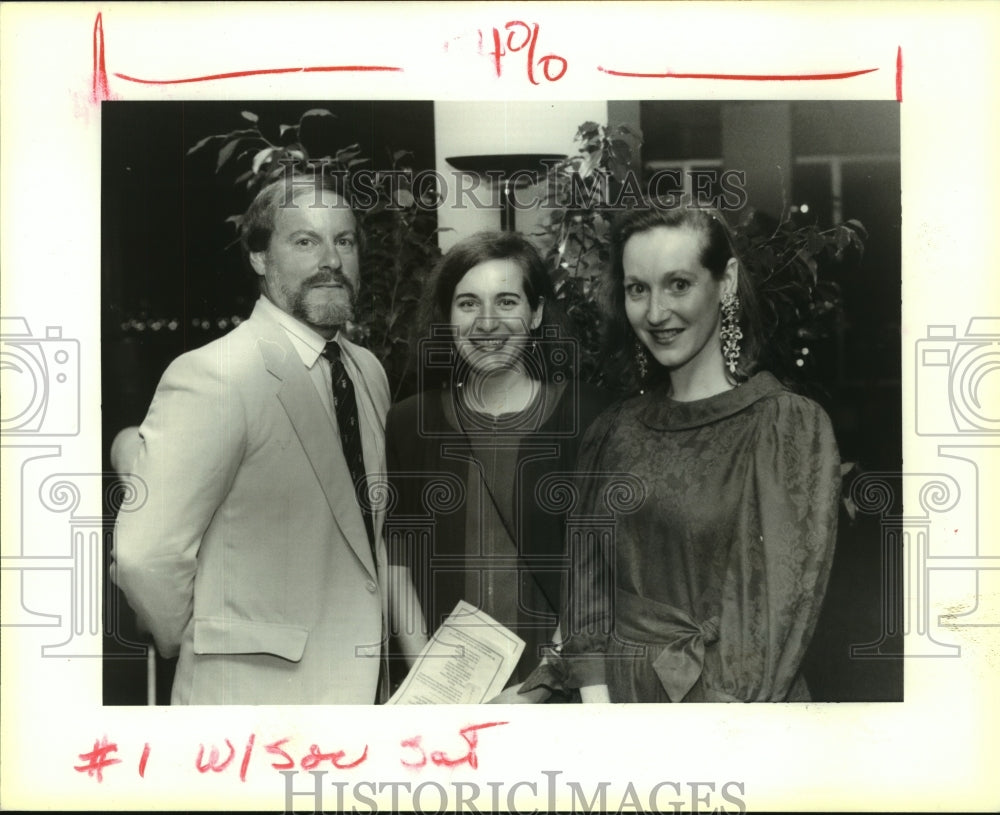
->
xmin=1 ymin=2 xmax=998 ymax=812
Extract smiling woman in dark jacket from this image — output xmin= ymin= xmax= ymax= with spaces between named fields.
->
xmin=384 ymin=231 xmax=612 ymax=703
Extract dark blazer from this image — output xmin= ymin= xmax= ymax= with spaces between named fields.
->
xmin=385 ymin=380 xmax=613 ymax=682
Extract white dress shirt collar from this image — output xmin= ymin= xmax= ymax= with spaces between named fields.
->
xmin=256 ymin=294 xmax=342 ymax=368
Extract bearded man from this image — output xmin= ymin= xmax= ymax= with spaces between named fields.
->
xmin=113 ymin=174 xmax=394 ymax=704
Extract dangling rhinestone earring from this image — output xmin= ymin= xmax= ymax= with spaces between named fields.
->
xmin=634 ymin=340 xmax=648 ymax=380
xmin=720 ymin=292 xmax=743 ymax=377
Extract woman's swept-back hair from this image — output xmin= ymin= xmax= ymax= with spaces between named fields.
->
xmin=413 ymin=230 xmax=573 ymax=388
xmin=603 ymin=204 xmax=762 ymax=394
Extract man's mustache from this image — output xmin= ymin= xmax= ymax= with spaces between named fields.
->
xmin=304 ymin=271 xmax=356 ymax=300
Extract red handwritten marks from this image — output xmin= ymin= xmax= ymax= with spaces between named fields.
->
xmin=400 ymin=721 xmax=508 ymax=770
xmin=487 ymin=22 xmax=567 ymax=83
xmin=74 ymin=736 xmax=122 ymax=783
xmin=300 ymin=744 xmax=369 ymax=771
xmin=90 ymin=11 xmax=401 ymax=96
xmin=432 ymin=721 xmax=507 ymax=769
xmin=896 ymin=46 xmax=903 ymax=102
xmin=267 ymin=738 xmax=370 ymax=772
xmin=92 ymin=11 xmax=895 ymax=97
xmin=266 ymin=738 xmax=297 ymax=771
xmin=399 ymin=735 xmax=429 ymax=769
xmin=75 ymin=726 xmax=504 ymax=782
xmin=138 ymin=743 xmax=151 ymax=778
xmin=91 ymin=13 xmax=110 ymax=103
xmin=195 ymin=735 xmax=258 ymax=781
xmin=597 ymin=65 xmax=878 ymax=82
xmin=113 ymin=64 xmax=403 ymax=86
xmin=239 ymin=734 xmax=256 ymax=782
xmin=195 ymin=739 xmax=236 ymax=774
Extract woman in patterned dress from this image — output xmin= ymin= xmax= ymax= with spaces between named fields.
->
xmin=526 ymin=206 xmax=841 ymax=703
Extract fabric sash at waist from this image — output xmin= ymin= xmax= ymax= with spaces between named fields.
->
xmin=614 ymin=587 xmax=720 ymax=703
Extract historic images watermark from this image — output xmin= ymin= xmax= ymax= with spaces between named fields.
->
xmin=13 ymin=313 xmax=989 ymax=671
xmin=369 ymin=316 xmax=1000 ymax=665
xmin=274 ymin=160 xmax=749 ymax=214
xmin=843 ymin=316 xmax=1000 ymax=658
xmin=0 ymin=316 xmax=148 ymax=659
xmin=370 ymin=327 xmax=644 ymax=661
xmin=915 ymin=318 xmax=1000 ymax=436
xmin=281 ymin=769 xmax=748 ymax=814
xmin=0 ymin=317 xmax=80 ymax=437
xmin=4 ymin=339 xmax=994 ymax=678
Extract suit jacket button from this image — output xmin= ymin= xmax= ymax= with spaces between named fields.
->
xmin=366 ymin=580 xmax=377 ymax=593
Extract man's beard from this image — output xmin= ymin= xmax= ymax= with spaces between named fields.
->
xmin=285 ymin=272 xmax=356 ymax=330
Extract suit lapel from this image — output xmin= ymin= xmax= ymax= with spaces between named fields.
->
xmin=250 ymin=311 xmax=376 ymax=579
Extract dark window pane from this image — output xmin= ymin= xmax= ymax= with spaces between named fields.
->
xmin=640 ymin=101 xmax=722 ymax=161
xmin=791 ymin=162 xmax=833 ymax=227
xmin=792 ymin=101 xmax=900 ymax=155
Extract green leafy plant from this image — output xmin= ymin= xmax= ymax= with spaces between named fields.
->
xmin=732 ymin=209 xmax=866 ymax=380
xmin=536 ymin=121 xmax=643 ymax=384
xmin=536 ymin=120 xmax=866 ymax=515
xmin=541 ymin=121 xmax=642 ymax=279
xmin=535 ymin=120 xmax=866 ymax=389
xmin=188 ymin=107 xmax=442 ymax=399
xmin=191 ymin=111 xmax=866 ymax=403
xmin=351 ymin=150 xmax=445 ymax=397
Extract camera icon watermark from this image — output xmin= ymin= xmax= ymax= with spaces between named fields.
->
xmin=0 ymin=316 xmax=80 ymax=436
xmin=903 ymin=317 xmax=1000 ymax=654
xmin=915 ymin=317 xmax=1000 ymax=436
xmin=1 ymin=466 xmax=149 ymax=658
xmin=376 ymin=470 xmax=645 ymax=659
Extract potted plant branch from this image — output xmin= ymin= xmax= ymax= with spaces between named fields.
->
xmin=188 ymin=107 xmax=443 ymax=399
xmin=534 ymin=120 xmax=867 ymax=391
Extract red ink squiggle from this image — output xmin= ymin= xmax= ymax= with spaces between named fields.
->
xmin=428 ymin=721 xmax=508 ymax=769
xmin=399 ymin=736 xmax=427 ymax=769
xmin=266 ymin=738 xmax=296 ymax=771
xmin=597 ymin=66 xmax=877 ymax=82
xmin=489 ymin=21 xmax=567 ymax=84
xmin=195 ymin=740 xmax=236 ymax=774
xmin=74 ymin=736 xmax=121 ymax=783
xmin=113 ymin=64 xmax=402 ymax=86
xmin=300 ymin=743 xmax=369 ymax=770
xmin=138 ymin=743 xmax=151 ymax=778
xmin=92 ymin=11 xmax=401 ymax=94
xmin=895 ymin=46 xmax=903 ymax=102
xmin=239 ymin=734 xmax=256 ymax=783
xmin=92 ymin=12 xmax=111 ymax=102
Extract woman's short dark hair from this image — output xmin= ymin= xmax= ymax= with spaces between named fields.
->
xmin=414 ymin=230 xmax=571 ymax=388
xmin=604 ymin=205 xmax=762 ymax=393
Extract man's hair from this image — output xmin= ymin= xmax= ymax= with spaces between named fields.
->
xmin=239 ymin=172 xmax=361 ymax=258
